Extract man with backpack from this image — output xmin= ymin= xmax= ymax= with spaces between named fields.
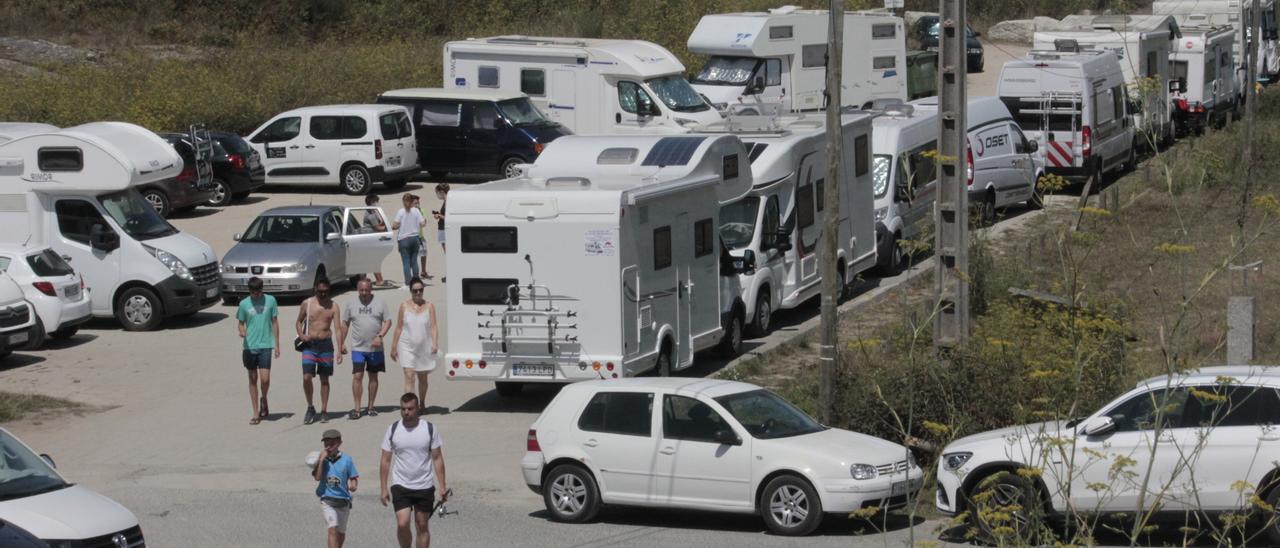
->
xmin=380 ymin=392 xmax=447 ymax=548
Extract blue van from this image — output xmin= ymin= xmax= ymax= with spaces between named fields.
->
xmin=376 ymin=88 xmax=571 ymax=179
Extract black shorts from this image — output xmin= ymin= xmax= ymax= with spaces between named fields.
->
xmin=390 ymin=484 xmax=435 ymax=513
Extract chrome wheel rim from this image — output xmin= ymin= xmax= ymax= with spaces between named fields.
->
xmin=210 ymin=181 xmax=228 ymax=205
xmin=549 ymin=473 xmax=587 ymax=516
xmin=344 ymin=170 xmax=367 ymax=193
xmin=769 ymin=485 xmax=809 ymax=528
xmin=144 ymin=193 xmax=164 ymax=213
xmin=124 ymin=295 xmax=153 ymax=325
xmin=503 ymin=161 xmax=521 ymax=178
xmin=989 ymin=482 xmax=1029 ymax=531
xmin=758 ymin=300 xmax=771 ymax=332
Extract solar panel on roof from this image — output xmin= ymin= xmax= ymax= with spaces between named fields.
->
xmin=641 ymin=136 xmax=707 ymax=167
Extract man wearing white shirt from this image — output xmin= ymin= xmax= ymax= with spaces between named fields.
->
xmin=379 ymin=392 xmax=447 ymax=548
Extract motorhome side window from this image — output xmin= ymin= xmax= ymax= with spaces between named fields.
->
xmin=461 ymin=227 xmax=518 ymax=253
xmin=722 ymin=154 xmax=739 ymax=180
xmin=769 ymin=26 xmax=793 ymax=40
xmin=814 ymin=180 xmax=824 ymax=212
xmin=1220 ymin=51 xmax=1231 ymax=68
xmin=871 ymin=24 xmax=896 ymax=39
xmin=693 ymin=218 xmax=714 ymax=258
xmin=55 ymin=200 xmax=109 ymax=246
xmin=801 ymin=44 xmax=826 ymax=68
xmin=1204 ymin=57 xmax=1217 ymax=82
xmin=37 ymin=147 xmax=83 ymax=171
xmin=252 ymin=117 xmax=301 ymax=143
xmin=796 ymin=184 xmax=815 ymax=230
xmin=421 ymin=102 xmax=462 ymax=127
xmin=653 ymin=226 xmax=672 ymax=270
xmin=478 ymin=66 xmax=500 ymax=88
xmin=766 ymin=59 xmax=782 ymax=86
xmin=461 ymin=278 xmax=520 ymax=305
xmin=854 ymin=134 xmax=869 ymax=177
xmin=521 ymin=69 xmax=546 ymax=96
xmin=1145 ymin=51 xmax=1158 ymax=78
xmin=578 ymin=392 xmax=654 ymax=437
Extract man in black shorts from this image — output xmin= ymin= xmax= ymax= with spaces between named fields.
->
xmin=380 ymin=393 xmax=447 ymax=548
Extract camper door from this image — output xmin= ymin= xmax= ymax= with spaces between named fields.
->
xmin=788 ymin=153 xmax=825 ymax=293
xmin=52 ymin=197 xmax=124 ymax=316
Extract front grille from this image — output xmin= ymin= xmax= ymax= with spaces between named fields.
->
xmin=191 ymin=262 xmax=221 ymax=287
xmin=234 ymin=267 xmax=248 ymax=274
xmin=0 ymin=303 xmax=30 ymax=328
xmin=860 ymin=492 xmax=914 ymax=510
xmin=76 ymin=524 xmax=145 ymax=547
xmin=875 ymin=460 xmax=909 ymax=476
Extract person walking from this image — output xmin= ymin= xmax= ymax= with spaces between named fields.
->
xmin=313 ymin=429 xmax=358 ymax=548
xmin=412 ymin=195 xmax=431 ymax=280
xmin=380 ymin=393 xmax=447 ymax=548
xmin=432 ymin=184 xmax=449 ymax=284
xmin=391 ymin=193 xmax=425 ymax=286
xmin=339 ymin=278 xmax=391 ymax=420
xmin=363 ymin=194 xmax=394 ymax=288
xmin=297 ymin=277 xmax=343 ymax=425
xmin=390 ymin=278 xmax=438 ymax=410
xmin=236 ymin=277 xmax=279 ymax=425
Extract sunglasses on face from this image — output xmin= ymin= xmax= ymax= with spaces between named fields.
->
xmin=411 ymin=288 xmax=424 ymax=294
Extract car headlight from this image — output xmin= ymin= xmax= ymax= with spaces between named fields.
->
xmin=942 ymin=452 xmax=973 ymax=471
xmin=143 ymin=245 xmax=192 ymax=281
xmin=874 ymin=207 xmax=888 ymax=222
xmin=221 ymin=263 xmax=237 ymax=273
xmin=281 ymin=263 xmax=309 ymax=273
xmin=850 ymin=463 xmax=878 ymax=480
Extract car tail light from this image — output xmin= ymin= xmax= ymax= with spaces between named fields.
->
xmin=1194 ymin=101 xmax=1205 ymax=113
xmin=32 ymin=281 xmax=56 ymax=296
xmin=1081 ymin=125 xmax=1092 ymax=158
xmin=452 ymin=359 xmax=459 ymax=368
xmin=228 ymin=153 xmax=246 ymax=170
xmin=176 ymin=167 xmax=197 ymax=185
xmin=606 ymin=362 xmax=614 ymax=371
xmin=966 ymin=141 xmax=974 ymax=187
xmin=592 ymin=361 xmax=601 ymax=371
xmin=375 ymin=139 xmax=383 ymax=160
xmin=1175 ymin=98 xmax=1190 ymax=111
xmin=478 ymin=360 xmax=487 ymax=369
xmin=533 ymin=142 xmax=544 ymax=154
xmin=527 ymin=429 xmax=541 ymax=452
xmin=465 ymin=359 xmax=473 ymax=369
xmin=79 ymin=274 xmax=85 ymax=290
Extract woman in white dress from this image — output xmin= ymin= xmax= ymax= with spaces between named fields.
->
xmin=390 ymin=277 xmax=438 ymax=411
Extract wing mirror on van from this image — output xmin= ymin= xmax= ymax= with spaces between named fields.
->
xmin=325 ymin=232 xmax=341 ymax=242
xmin=1026 ymin=140 xmax=1039 ymax=153
xmin=746 ymin=75 xmax=766 ymax=95
xmin=773 ymin=231 xmax=793 ymax=252
xmin=89 ymin=224 xmax=119 ymax=252
xmin=1077 ymin=416 xmax=1116 ymax=437
xmin=734 ymin=250 xmax=757 ymax=274
xmin=40 ymin=453 xmax=56 ymax=469
xmin=713 ymin=429 xmax=742 ymax=446
xmin=1169 ymin=79 xmax=1184 ymax=93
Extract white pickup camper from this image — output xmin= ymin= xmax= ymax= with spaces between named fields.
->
xmin=687 ymin=6 xmax=908 ymax=114
xmin=443 ymin=36 xmax=721 ymax=135
xmin=1033 ymin=15 xmax=1180 ymax=147
xmin=444 ymin=135 xmax=753 ymax=396
xmin=0 ymin=122 xmax=222 ymax=331
xmin=710 ymin=112 xmax=876 ymax=336
xmin=1154 ymin=0 xmax=1279 ymax=86
xmin=1169 ymin=25 xmax=1240 ymax=134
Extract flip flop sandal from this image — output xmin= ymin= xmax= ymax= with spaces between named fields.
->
xmin=366 ymin=408 xmax=378 ymax=417
xmin=249 ymin=417 xmax=260 ymax=425
xmin=349 ymin=409 xmax=361 ymax=420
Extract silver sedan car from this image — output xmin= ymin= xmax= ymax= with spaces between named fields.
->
xmin=219 ymin=205 xmax=394 ymax=303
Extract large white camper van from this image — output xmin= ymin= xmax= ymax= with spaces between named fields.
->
xmin=1169 ymin=25 xmax=1239 ymax=134
xmin=1154 ymin=0 xmax=1279 ymax=86
xmin=687 ymin=6 xmax=908 ymax=114
xmin=444 ymin=135 xmax=752 ymax=395
xmin=1033 ymin=15 xmax=1179 ymax=147
xmin=710 ymin=112 xmax=876 ymax=336
xmin=0 ymin=122 xmax=222 ymax=330
xmin=443 ymin=36 xmax=721 ymax=135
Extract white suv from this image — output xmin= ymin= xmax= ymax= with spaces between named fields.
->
xmin=937 ymin=366 xmax=1280 ymax=544
xmin=522 ymin=378 xmax=923 ymax=536
xmin=247 ymin=104 xmax=419 ymax=195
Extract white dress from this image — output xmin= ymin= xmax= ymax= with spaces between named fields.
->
xmin=397 ymin=304 xmax=436 ymax=372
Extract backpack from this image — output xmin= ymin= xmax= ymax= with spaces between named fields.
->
xmin=387 ymin=419 xmax=434 ymax=453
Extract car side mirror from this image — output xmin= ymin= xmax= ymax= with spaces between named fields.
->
xmin=747 ymin=75 xmax=766 ymax=95
xmin=492 ymin=119 xmax=506 ymax=130
xmin=774 ymin=233 xmax=793 ymax=252
xmin=89 ymin=224 xmax=119 ymax=252
xmin=713 ymin=429 xmax=742 ymax=446
xmin=1027 ymin=140 xmax=1039 ymax=153
xmin=325 ymin=232 xmax=341 ymax=242
xmin=1169 ymin=79 xmax=1183 ymax=93
xmin=735 ymin=250 xmax=757 ymax=273
xmin=1078 ymin=416 xmax=1116 ymax=436
xmin=233 ymin=233 xmax=242 ymax=242
xmin=40 ymin=453 xmax=55 ymax=469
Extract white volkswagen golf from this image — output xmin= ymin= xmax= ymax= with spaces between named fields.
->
xmin=522 ymin=378 xmax=923 ymax=536
xmin=936 ymin=366 xmax=1280 ymax=544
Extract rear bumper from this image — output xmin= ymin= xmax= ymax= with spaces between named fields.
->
xmin=444 ymin=355 xmax=624 ymax=382
xmin=521 ymin=453 xmax=544 ymax=494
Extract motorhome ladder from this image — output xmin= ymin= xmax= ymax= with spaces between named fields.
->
xmin=1038 ymin=91 xmax=1082 ymax=168
xmin=475 ymin=284 xmax=578 ymax=354
xmin=188 ymin=124 xmax=215 ymax=189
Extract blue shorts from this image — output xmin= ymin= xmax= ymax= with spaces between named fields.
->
xmin=302 ymin=339 xmax=335 ymax=377
xmin=352 ymin=350 xmax=385 ymax=373
xmin=242 ymin=348 xmax=272 ymax=370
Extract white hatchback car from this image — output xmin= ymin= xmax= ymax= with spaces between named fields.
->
xmin=937 ymin=366 xmax=1280 ymax=544
xmin=523 ymin=378 xmax=923 ymax=536
xmin=0 ymin=245 xmax=91 ymax=344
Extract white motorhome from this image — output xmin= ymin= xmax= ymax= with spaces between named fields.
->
xmin=710 ymin=112 xmax=876 ymax=336
xmin=443 ymin=36 xmax=721 ymax=135
xmin=0 ymin=122 xmax=222 ymax=331
xmin=687 ymin=6 xmax=908 ymax=114
xmin=444 ymin=135 xmax=753 ymax=396
xmin=998 ymin=50 xmax=1136 ymax=186
xmin=1154 ymin=0 xmax=1279 ymax=86
xmin=1169 ymin=25 xmax=1240 ymax=134
xmin=1033 ymin=14 xmax=1180 ymax=147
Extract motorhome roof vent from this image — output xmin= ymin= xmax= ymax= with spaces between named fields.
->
xmin=881 ymin=102 xmax=914 ymax=118
xmin=1054 ymin=39 xmax=1081 ymax=53
xmin=641 ymin=136 xmax=706 ymax=167
xmin=597 ymin=147 xmax=638 ymax=165
xmin=769 ymin=5 xmax=800 ymax=14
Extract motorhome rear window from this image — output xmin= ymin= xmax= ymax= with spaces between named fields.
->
xmin=479 ymin=66 xmax=500 ymax=88
xmin=722 ymin=153 xmax=739 ymax=180
xmin=521 ymin=69 xmax=546 ymax=96
xmin=872 ymin=24 xmax=896 ymax=39
xmin=1003 ymin=98 xmax=1082 ymax=132
xmin=769 ymin=26 xmax=793 ymax=40
xmin=801 ymin=44 xmax=826 ymax=68
xmin=38 ymin=147 xmax=82 ymax=172
xmin=462 ymin=278 xmax=519 ymax=305
xmin=461 ymin=227 xmax=518 ymax=253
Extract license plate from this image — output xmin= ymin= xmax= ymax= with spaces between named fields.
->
xmin=205 ymin=287 xmax=218 ymax=298
xmin=386 ymin=156 xmax=401 ymax=168
xmin=512 ymin=363 xmax=555 ymax=377
xmin=64 ymin=285 xmax=80 ymax=298
xmin=9 ymin=332 xmax=28 ymax=345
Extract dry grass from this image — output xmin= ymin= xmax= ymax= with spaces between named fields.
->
xmin=0 ymin=391 xmax=84 ymax=423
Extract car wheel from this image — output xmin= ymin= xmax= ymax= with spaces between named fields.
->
xmin=1125 ymin=141 xmax=1137 ymax=172
xmin=495 ymin=381 xmax=524 ymax=397
xmin=967 ymin=470 xmax=1045 ymax=544
xmin=340 ymin=164 xmax=372 ymax=195
xmin=0 ymin=350 xmax=11 ymax=360
xmin=876 ymin=235 xmax=904 ymax=276
xmin=141 ymin=189 xmax=171 ymax=218
xmin=980 ymin=191 xmax=997 ymax=227
xmin=26 ymin=320 xmax=46 ymax=350
xmin=500 ymin=157 xmax=524 ymax=179
xmin=207 ymin=178 xmax=233 ymax=207
xmin=656 ymin=343 xmax=672 ymax=377
xmin=1090 ymin=160 xmax=1105 ymax=192
xmin=1027 ymin=173 xmax=1045 ymax=210
xmin=717 ymin=312 xmax=743 ymax=357
xmin=543 ymin=464 xmax=601 ymax=523
xmin=49 ymin=326 xmax=79 ymax=340
xmin=1263 ymin=481 xmax=1280 ymax=546
xmin=116 ymin=286 xmax=163 ymax=331
xmin=760 ymin=474 xmax=824 ymax=536
xmin=749 ymin=292 xmax=772 ymax=337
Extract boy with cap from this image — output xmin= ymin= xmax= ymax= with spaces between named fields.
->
xmin=313 ymin=429 xmax=359 ymax=547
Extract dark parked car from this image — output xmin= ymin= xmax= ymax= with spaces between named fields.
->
xmin=143 ymin=131 xmax=217 ymax=218
xmin=203 ymin=131 xmax=265 ymax=207
xmin=914 ymin=15 xmax=984 ymax=73
xmin=377 ymin=88 xmax=571 ymax=179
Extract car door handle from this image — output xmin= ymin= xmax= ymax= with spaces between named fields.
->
xmin=289 ymin=145 xmax=300 ymax=149
xmin=379 ymin=236 xmax=392 ymax=241
xmin=305 ymin=145 xmax=316 ymax=149
xmin=583 ymin=439 xmax=598 ymax=448
xmin=1261 ymin=433 xmax=1280 ymax=441
xmin=659 ymin=446 xmax=676 ymax=455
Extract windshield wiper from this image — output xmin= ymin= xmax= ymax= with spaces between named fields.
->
xmin=0 ymin=481 xmax=70 ymax=501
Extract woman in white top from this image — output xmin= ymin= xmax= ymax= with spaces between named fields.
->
xmin=390 ymin=277 xmax=438 ymax=411
xmin=391 ymin=193 xmax=425 ymax=286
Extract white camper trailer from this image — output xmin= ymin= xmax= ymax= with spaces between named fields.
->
xmin=443 ymin=36 xmax=721 ymax=135
xmin=444 ymin=135 xmax=752 ymax=395
xmin=1033 ymin=15 xmax=1179 ymax=147
xmin=1169 ymin=25 xmax=1240 ymax=134
xmin=1154 ymin=0 xmax=1279 ymax=86
xmin=0 ymin=122 xmax=222 ymax=331
xmin=687 ymin=6 xmax=908 ymax=114
xmin=710 ymin=112 xmax=876 ymax=336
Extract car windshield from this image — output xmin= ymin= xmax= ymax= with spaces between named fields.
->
xmin=692 ymin=56 xmax=761 ymax=86
xmin=241 ymin=215 xmax=319 ymax=243
xmin=719 ymin=197 xmax=760 ymax=250
xmin=873 ymin=154 xmax=893 ymax=198
xmin=496 ymin=98 xmax=552 ymax=126
xmin=714 ymin=389 xmax=826 ymax=439
xmin=99 ymin=190 xmax=178 ymax=240
xmin=645 ymin=75 xmax=711 ymax=113
xmin=0 ymin=430 xmax=68 ymax=502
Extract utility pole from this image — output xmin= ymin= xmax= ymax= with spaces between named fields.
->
xmin=1240 ymin=0 xmax=1260 ymax=234
xmin=934 ymin=0 xmax=969 ymax=350
xmin=819 ymin=0 xmax=844 ymax=425
xmin=1229 ymin=0 xmax=1261 ymax=366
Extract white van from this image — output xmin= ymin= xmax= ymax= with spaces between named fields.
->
xmin=687 ymin=6 xmax=907 ymax=114
xmin=998 ymin=50 xmax=1136 ymax=186
xmin=443 ymin=36 xmax=721 ymax=135
xmin=1170 ymin=25 xmax=1239 ymax=135
xmin=246 ymin=104 xmax=418 ymax=195
xmin=0 ymin=122 xmax=222 ymax=331
xmin=710 ymin=112 xmax=876 ymax=336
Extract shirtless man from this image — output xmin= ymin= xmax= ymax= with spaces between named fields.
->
xmin=297 ymin=277 xmax=344 ymax=425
